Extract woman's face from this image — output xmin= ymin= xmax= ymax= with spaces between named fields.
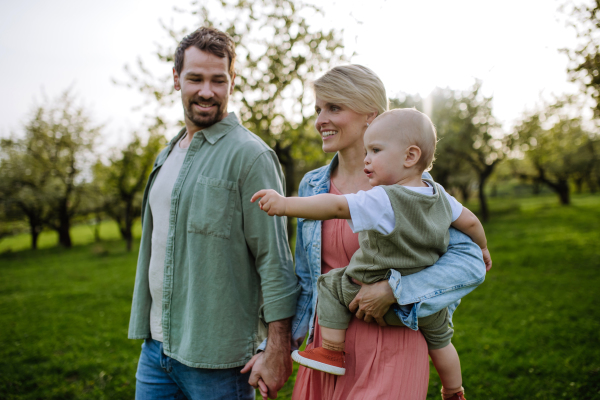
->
xmin=314 ymin=97 xmax=369 ymax=154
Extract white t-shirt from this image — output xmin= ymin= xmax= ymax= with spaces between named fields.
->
xmin=148 ymin=136 xmax=189 ymax=342
xmin=344 ymin=182 xmax=463 ymax=235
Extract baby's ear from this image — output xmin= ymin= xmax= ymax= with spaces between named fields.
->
xmin=404 ymin=145 xmax=422 ymax=168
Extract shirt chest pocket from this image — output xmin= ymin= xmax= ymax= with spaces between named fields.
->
xmin=188 ymin=175 xmax=237 ymax=239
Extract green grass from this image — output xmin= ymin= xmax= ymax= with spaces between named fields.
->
xmin=0 ymin=194 xmax=599 ymax=399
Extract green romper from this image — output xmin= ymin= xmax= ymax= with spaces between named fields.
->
xmin=316 ymin=179 xmax=455 ymax=350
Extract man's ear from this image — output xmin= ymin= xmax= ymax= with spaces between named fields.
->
xmin=404 ymin=145 xmax=422 ymax=168
xmin=173 ymin=68 xmax=181 ymax=91
xmin=229 ymin=72 xmax=236 ymax=95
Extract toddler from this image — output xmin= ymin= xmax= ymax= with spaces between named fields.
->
xmin=251 ymin=108 xmax=491 ymax=400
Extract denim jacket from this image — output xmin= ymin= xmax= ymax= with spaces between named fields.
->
xmin=289 ymin=154 xmax=486 ymax=349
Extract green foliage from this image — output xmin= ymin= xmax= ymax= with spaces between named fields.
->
xmin=120 ymin=0 xmax=344 ymax=196
xmin=1 ymin=195 xmax=599 ymax=399
xmin=0 ymin=90 xmax=101 ymax=249
xmin=93 ymin=131 xmax=165 ymax=251
xmin=513 ymin=97 xmax=597 ymax=204
xmin=562 ymin=0 xmax=600 ymax=118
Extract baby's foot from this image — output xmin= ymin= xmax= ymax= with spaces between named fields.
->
xmin=292 ymin=347 xmax=345 ymax=375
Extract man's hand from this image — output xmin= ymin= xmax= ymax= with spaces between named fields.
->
xmin=241 ymin=353 xmax=269 ymax=399
xmin=250 ymin=189 xmax=287 ymax=216
xmin=242 ymin=318 xmax=292 ymax=399
xmin=348 ymin=279 xmax=397 ymax=327
xmin=482 ymin=247 xmax=492 ymax=271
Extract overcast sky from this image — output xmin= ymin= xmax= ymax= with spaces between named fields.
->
xmin=0 ymin=0 xmax=581 ymax=144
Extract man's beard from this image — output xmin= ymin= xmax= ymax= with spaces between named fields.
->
xmin=184 ymin=97 xmax=227 ymax=130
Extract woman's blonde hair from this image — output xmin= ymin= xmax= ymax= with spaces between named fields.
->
xmin=312 ymin=65 xmax=389 ymax=115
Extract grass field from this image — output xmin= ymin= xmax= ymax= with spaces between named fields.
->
xmin=1 ymin=194 xmax=599 ymax=399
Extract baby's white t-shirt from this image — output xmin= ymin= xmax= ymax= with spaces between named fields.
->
xmin=344 ymin=182 xmax=463 ymax=235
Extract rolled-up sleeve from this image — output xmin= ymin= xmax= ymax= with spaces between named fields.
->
xmin=241 ymin=151 xmax=300 ymax=324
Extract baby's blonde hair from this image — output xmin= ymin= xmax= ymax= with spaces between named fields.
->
xmin=312 ymin=65 xmax=389 ymax=115
xmin=375 ymin=108 xmax=437 ymax=172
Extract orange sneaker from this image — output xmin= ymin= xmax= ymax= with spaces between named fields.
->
xmin=292 ymin=347 xmax=346 ymax=375
xmin=443 ymin=391 xmax=466 ymax=400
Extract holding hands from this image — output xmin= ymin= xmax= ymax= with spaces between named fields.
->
xmin=251 ymin=189 xmax=288 ymax=216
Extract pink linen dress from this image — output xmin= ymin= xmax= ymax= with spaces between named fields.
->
xmin=292 ymin=181 xmax=430 ymax=400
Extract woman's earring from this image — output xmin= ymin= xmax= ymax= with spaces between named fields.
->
xmin=366 ymin=122 xmax=370 ymax=127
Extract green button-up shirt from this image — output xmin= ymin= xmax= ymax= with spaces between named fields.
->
xmin=128 ymin=113 xmax=299 ymax=369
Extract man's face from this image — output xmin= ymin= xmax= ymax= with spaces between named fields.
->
xmin=173 ymin=47 xmax=235 ymax=132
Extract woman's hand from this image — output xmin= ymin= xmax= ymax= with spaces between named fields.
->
xmin=348 ymin=279 xmax=397 ymax=327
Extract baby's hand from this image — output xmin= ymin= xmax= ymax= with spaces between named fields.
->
xmin=250 ymin=189 xmax=287 ymax=216
xmin=482 ymin=247 xmax=492 ymax=271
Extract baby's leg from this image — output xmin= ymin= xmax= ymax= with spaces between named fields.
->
xmin=429 ymin=343 xmax=463 ymax=398
xmin=316 ymin=268 xmax=356 ymax=351
xmin=320 ymin=327 xmax=346 ymax=352
xmin=419 ymin=309 xmax=465 ymax=399
xmin=291 ymin=268 xmax=358 ymax=375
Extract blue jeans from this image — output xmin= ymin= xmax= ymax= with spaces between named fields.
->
xmin=135 ymin=339 xmax=255 ymax=400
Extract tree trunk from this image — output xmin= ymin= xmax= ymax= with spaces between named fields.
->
xmin=537 ymin=167 xmax=571 ymax=206
xmin=458 ymin=184 xmax=470 ymax=203
xmin=557 ymin=179 xmax=570 ymax=205
xmin=476 ymin=165 xmax=495 ymax=223
xmin=58 ymin=200 xmax=72 ymax=248
xmin=122 ymin=199 xmax=134 ymax=252
xmin=29 ymin=222 xmax=40 ymax=250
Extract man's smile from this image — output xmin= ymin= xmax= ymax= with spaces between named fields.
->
xmin=193 ymin=102 xmax=217 ymax=111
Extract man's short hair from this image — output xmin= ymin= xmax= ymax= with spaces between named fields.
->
xmin=174 ymin=27 xmax=236 ymax=77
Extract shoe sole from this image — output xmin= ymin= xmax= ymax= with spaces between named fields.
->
xmin=292 ymin=350 xmax=346 ymax=375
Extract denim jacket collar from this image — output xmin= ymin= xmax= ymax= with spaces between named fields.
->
xmin=307 ymin=153 xmax=339 ymax=193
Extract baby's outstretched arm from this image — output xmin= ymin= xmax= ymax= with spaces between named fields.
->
xmin=251 ymin=189 xmax=351 ymax=220
xmin=451 ymin=207 xmax=492 ymax=271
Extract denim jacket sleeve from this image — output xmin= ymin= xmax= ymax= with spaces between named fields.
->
xmin=290 ymin=215 xmax=314 ymax=351
xmin=388 ymin=227 xmax=486 ymax=330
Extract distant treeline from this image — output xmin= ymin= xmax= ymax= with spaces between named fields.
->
xmin=2 ymin=0 xmax=600 ymax=251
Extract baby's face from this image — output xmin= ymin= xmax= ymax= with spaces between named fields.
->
xmin=363 ymin=123 xmax=409 ymax=186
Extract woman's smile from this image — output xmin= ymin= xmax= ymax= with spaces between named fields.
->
xmin=321 ymin=130 xmax=338 ymax=140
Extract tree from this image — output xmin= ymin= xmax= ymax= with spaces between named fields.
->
xmin=391 ymin=82 xmax=511 ymax=221
xmin=9 ymin=91 xmax=101 ymax=248
xmin=118 ymin=0 xmax=345 ymax=238
xmin=563 ymin=0 xmax=600 ymax=117
xmin=93 ymin=130 xmax=165 ymax=251
xmin=0 ymin=149 xmax=53 ymax=249
xmin=513 ymin=98 xmax=593 ymax=205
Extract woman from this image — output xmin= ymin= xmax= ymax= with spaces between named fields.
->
xmin=291 ymin=65 xmax=485 ymax=399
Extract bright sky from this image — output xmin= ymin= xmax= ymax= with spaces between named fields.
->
xmin=0 ymin=0 xmax=581 ymax=144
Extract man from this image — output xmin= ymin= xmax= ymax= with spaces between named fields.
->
xmin=128 ymin=27 xmax=299 ymax=399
